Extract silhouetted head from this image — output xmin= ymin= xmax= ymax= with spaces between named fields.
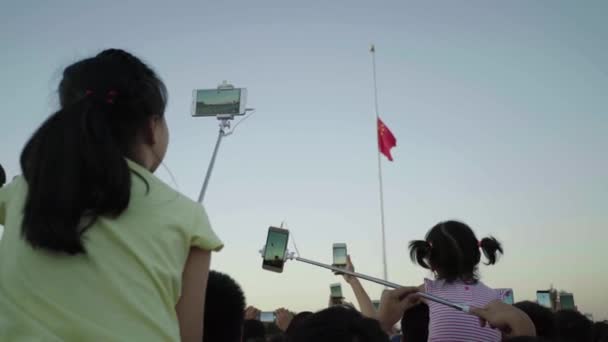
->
xmin=400 ymin=303 xmax=429 ymax=342
xmin=286 ymin=311 xmax=313 ymax=337
xmin=0 ymin=163 xmax=6 ymax=187
xmin=409 ymin=220 xmax=503 ymax=282
xmin=514 ymin=301 xmax=557 ymax=338
xmin=555 ymin=309 xmax=592 ymax=341
xmin=204 ymin=271 xmax=246 ymax=342
xmin=288 ymin=306 xmax=388 ymax=342
xmin=20 ymin=48 xmax=168 ymax=254
xmin=243 ymin=320 xmax=266 ymax=341
xmin=592 ymin=321 xmax=608 ymax=342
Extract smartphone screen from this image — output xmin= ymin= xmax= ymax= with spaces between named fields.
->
xmin=560 ymin=293 xmax=575 ymax=310
xmin=259 ymin=311 xmax=276 ymax=323
xmin=497 ymin=288 xmax=514 ymax=304
xmin=333 ymin=244 xmax=347 ymax=267
xmin=536 ymin=291 xmax=552 ymax=309
xmin=330 ymin=283 xmax=343 ymax=298
xmin=262 ymin=227 xmax=289 ymax=273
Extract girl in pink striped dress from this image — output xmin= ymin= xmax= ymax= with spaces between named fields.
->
xmin=408 ymin=221 xmax=509 ymax=341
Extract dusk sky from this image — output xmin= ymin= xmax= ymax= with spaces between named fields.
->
xmin=1 ymin=0 xmax=606 ymax=320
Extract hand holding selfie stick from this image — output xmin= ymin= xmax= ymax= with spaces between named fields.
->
xmin=259 ymin=247 xmax=470 ymax=313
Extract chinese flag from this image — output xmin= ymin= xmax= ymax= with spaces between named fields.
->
xmin=377 ymin=117 xmax=397 ymax=161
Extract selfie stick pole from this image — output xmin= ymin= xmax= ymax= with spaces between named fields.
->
xmin=284 ymin=252 xmax=470 ymax=312
xmin=198 ymin=118 xmax=230 ymax=203
xmin=197 ymin=81 xmax=237 ymax=204
xmin=285 ymin=252 xmax=401 ymax=289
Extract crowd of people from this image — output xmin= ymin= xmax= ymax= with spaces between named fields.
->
xmin=0 ymin=48 xmax=605 ymax=341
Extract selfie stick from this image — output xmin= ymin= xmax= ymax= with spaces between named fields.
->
xmin=282 ymin=251 xmax=470 ymax=313
xmin=197 ymin=81 xmax=253 ymax=204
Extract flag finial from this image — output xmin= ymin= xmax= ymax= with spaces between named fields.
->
xmin=370 ymin=44 xmax=375 ymax=53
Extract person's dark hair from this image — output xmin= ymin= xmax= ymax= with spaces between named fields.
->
xmin=203 ymin=271 xmax=246 ymax=342
xmin=267 ymin=333 xmax=288 ymax=342
xmin=400 ymin=303 xmax=429 ymax=342
xmin=286 ymin=311 xmax=313 ymax=337
xmin=555 ymin=309 xmax=592 ymax=341
xmin=514 ymin=301 xmax=557 ymax=338
xmin=20 ymin=49 xmax=167 ymax=254
xmin=288 ymin=306 xmax=388 ymax=342
xmin=243 ymin=320 xmax=266 ymax=341
xmin=409 ymin=220 xmax=503 ymax=282
xmin=0 ymin=163 xmax=6 ymax=187
xmin=592 ymin=322 xmax=608 ymax=342
xmin=505 ymin=337 xmax=552 ymax=342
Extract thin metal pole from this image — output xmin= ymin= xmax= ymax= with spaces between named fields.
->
xmin=198 ymin=125 xmax=225 ymax=203
xmin=371 ymin=45 xmax=389 ymax=282
xmin=291 ymin=255 xmax=470 ymax=312
xmin=294 ymin=256 xmax=401 ymax=289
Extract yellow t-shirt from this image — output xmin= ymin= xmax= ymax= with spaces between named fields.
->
xmin=0 ymin=160 xmax=223 ymax=341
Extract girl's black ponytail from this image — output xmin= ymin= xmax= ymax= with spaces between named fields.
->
xmin=479 ymin=236 xmax=503 ymax=265
xmin=409 ymin=240 xmax=432 ymax=269
xmin=21 ymin=100 xmax=131 ymax=255
xmin=20 ymin=49 xmax=167 ymax=255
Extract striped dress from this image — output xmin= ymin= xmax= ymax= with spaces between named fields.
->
xmin=425 ymin=278 xmax=508 ymax=341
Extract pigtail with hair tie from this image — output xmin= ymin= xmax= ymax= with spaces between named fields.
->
xmin=409 ymin=240 xmax=432 ymax=269
xmin=479 ymin=236 xmax=503 ymax=265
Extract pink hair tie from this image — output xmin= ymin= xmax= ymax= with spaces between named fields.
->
xmin=478 ymin=241 xmax=482 ymax=248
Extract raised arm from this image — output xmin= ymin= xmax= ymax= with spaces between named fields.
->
xmin=342 ymin=255 xmax=377 ymax=318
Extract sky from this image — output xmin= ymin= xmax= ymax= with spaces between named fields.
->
xmin=1 ymin=0 xmax=607 ymax=320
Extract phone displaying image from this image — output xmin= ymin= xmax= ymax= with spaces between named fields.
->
xmin=372 ymin=300 xmax=381 ymax=311
xmin=332 ymin=243 xmax=347 ymax=267
xmin=258 ymin=311 xmax=276 ymax=323
xmin=330 ymin=283 xmax=343 ymax=299
xmin=536 ymin=290 xmax=552 ymax=309
xmin=497 ymin=288 xmax=514 ymax=305
xmin=262 ymin=227 xmax=289 ymax=273
xmin=559 ymin=293 xmax=575 ymax=310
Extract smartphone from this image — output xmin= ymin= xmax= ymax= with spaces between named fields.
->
xmin=536 ymin=290 xmax=552 ymax=309
xmin=262 ymin=227 xmax=289 ymax=273
xmin=332 ymin=243 xmax=347 ymax=267
xmin=258 ymin=311 xmax=276 ymax=323
xmin=191 ymin=88 xmax=247 ymax=116
xmin=330 ymin=283 xmax=343 ymax=299
xmin=559 ymin=293 xmax=575 ymax=310
xmin=497 ymin=288 xmax=514 ymax=304
xmin=372 ymin=300 xmax=381 ymax=311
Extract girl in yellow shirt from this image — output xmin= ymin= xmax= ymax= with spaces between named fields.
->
xmin=0 ymin=49 xmax=223 ymax=341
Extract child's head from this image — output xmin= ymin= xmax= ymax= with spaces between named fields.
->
xmin=20 ymin=49 xmax=168 ymax=255
xmin=409 ymin=220 xmax=503 ymax=282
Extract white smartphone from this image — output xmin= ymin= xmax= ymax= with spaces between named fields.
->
xmin=330 ymin=283 xmax=343 ymax=298
xmin=332 ymin=243 xmax=347 ymax=267
xmin=262 ymin=227 xmax=289 ymax=273
xmin=191 ymin=88 xmax=247 ymax=117
xmin=258 ymin=311 xmax=276 ymax=323
xmin=536 ymin=290 xmax=552 ymax=309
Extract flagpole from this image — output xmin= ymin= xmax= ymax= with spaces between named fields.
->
xmin=370 ymin=44 xmax=389 ymax=282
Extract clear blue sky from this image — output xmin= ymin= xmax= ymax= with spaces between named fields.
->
xmin=1 ymin=0 xmax=607 ymax=320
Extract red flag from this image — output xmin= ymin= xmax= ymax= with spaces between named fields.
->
xmin=377 ymin=117 xmax=397 ymax=161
